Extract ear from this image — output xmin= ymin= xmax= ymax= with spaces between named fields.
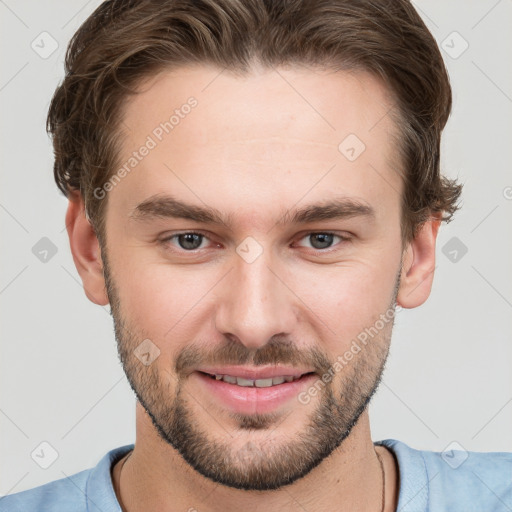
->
xmin=65 ymin=191 xmax=109 ymax=306
xmin=396 ymin=214 xmax=442 ymax=309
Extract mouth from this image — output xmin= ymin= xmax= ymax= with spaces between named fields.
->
xmin=197 ymin=371 xmax=316 ymax=388
xmin=192 ymin=367 xmax=318 ymax=415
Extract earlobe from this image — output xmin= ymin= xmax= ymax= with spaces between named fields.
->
xmin=65 ymin=191 xmax=109 ymax=306
xmin=396 ymin=215 xmax=441 ymax=309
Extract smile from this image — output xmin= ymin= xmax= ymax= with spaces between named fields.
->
xmin=200 ymin=372 xmax=311 ymax=387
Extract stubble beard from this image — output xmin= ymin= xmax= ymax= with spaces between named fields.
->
xmin=102 ymin=250 xmax=399 ymax=490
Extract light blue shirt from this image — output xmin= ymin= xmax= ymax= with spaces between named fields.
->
xmin=1 ymin=439 xmax=511 ymax=511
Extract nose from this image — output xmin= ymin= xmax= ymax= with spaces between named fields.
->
xmin=214 ymin=250 xmax=297 ymax=351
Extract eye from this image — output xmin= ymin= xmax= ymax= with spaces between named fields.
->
xmin=159 ymin=230 xmax=351 ymax=254
xmin=161 ymin=232 xmax=211 ymax=251
xmin=295 ymin=232 xmax=350 ymax=251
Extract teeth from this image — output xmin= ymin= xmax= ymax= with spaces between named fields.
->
xmin=236 ymin=377 xmax=254 ymax=387
xmin=212 ymin=374 xmax=300 ymax=387
xmin=255 ymin=378 xmax=273 ymax=388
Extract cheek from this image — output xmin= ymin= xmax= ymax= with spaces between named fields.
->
xmin=293 ymin=262 xmax=394 ymax=343
xmin=113 ymin=257 xmax=219 ymax=341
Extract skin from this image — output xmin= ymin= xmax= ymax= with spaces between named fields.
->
xmin=66 ymin=63 xmax=441 ymax=512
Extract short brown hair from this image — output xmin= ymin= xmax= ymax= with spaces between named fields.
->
xmin=48 ymin=0 xmax=463 ymax=250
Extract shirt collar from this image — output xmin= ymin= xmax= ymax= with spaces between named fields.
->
xmin=86 ymin=443 xmax=134 ymax=512
xmin=375 ymin=438 xmax=429 ymax=512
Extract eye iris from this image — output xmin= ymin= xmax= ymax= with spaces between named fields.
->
xmin=178 ymin=233 xmax=202 ymax=250
xmin=310 ymin=233 xmax=333 ymax=249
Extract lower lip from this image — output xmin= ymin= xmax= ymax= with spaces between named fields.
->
xmin=193 ymin=371 xmax=317 ymax=415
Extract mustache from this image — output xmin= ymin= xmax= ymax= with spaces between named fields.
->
xmin=175 ymin=336 xmax=332 ymax=377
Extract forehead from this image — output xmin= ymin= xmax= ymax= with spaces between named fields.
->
xmin=110 ymin=64 xmax=403 ymax=228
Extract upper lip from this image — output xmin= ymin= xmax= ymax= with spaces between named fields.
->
xmin=196 ymin=366 xmax=314 ymax=380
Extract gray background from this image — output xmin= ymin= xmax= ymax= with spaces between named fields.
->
xmin=1 ymin=0 xmax=511 ymax=495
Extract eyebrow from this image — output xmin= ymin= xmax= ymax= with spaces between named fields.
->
xmin=129 ymin=194 xmax=376 ymax=227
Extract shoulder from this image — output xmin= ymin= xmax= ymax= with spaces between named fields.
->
xmin=377 ymin=438 xmax=512 ymax=512
xmin=0 ymin=444 xmax=134 ymax=512
xmin=0 ymin=470 xmax=90 ymax=512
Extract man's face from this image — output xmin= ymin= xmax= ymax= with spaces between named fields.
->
xmin=102 ymin=64 xmax=405 ymax=490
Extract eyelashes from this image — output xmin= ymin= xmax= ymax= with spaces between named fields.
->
xmin=159 ymin=231 xmax=351 ymax=254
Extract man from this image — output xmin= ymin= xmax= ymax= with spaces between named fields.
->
xmin=1 ymin=0 xmax=510 ymax=511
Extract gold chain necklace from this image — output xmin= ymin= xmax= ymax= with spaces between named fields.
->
xmin=117 ymin=451 xmax=132 ymax=512
xmin=377 ymin=448 xmax=386 ymax=512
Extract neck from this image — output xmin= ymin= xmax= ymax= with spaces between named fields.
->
xmin=113 ymin=404 xmax=398 ymax=512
